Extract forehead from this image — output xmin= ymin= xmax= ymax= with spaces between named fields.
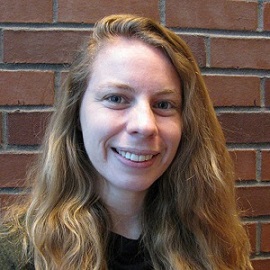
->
xmin=90 ymin=37 xmax=180 ymax=85
xmin=93 ymin=37 xmax=171 ymax=67
xmin=84 ymin=37 xmax=182 ymax=103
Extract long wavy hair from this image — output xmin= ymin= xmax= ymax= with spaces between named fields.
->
xmin=3 ymin=14 xmax=252 ymax=269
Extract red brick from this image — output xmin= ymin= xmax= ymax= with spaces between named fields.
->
xmin=218 ymin=113 xmax=270 ymax=143
xmin=211 ymin=38 xmax=270 ymax=70
xmin=243 ymin=223 xmax=257 ymax=253
xmin=0 ymin=194 xmax=18 ymax=216
xmin=3 ymin=30 xmax=91 ymax=64
xmin=166 ymin=0 xmax=257 ymax=30
xmin=58 ymin=0 xmax=159 ymax=23
xmin=0 ymin=153 xmax=37 ymax=187
xmin=0 ymin=0 xmax=53 ymax=23
xmin=262 ymin=151 xmax=270 ymax=181
xmin=205 ymin=76 xmax=260 ymax=107
xmin=265 ymin=79 xmax=270 ymax=108
xmin=252 ymin=258 xmax=270 ymax=270
xmin=264 ymin=3 xmax=270 ymax=31
xmin=261 ymin=223 xmax=270 ymax=252
xmin=0 ymin=193 xmax=28 ymax=217
xmin=8 ymin=112 xmax=52 ymax=145
xmin=236 ymin=186 xmax=270 ymax=217
xmin=181 ymin=35 xmax=206 ymax=67
xmin=0 ymin=71 xmax=54 ymax=106
xmin=230 ymin=150 xmax=256 ymax=181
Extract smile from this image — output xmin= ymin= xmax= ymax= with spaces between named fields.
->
xmin=117 ymin=150 xmax=154 ymax=162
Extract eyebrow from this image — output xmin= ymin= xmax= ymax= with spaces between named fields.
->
xmin=155 ymin=89 xmax=179 ymax=95
xmin=97 ymin=82 xmax=135 ymax=92
xmin=97 ymin=82 xmax=180 ymax=96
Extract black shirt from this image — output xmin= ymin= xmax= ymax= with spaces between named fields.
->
xmin=108 ymin=233 xmax=153 ymax=270
xmin=0 ymin=229 xmax=153 ymax=269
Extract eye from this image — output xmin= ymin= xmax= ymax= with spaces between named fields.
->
xmin=154 ymin=101 xmax=173 ymax=110
xmin=153 ymin=100 xmax=181 ymax=116
xmin=102 ymin=94 xmax=130 ymax=110
xmin=106 ymin=95 xmax=125 ymax=104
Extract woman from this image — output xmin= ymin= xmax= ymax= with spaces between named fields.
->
xmin=0 ymin=14 xmax=252 ymax=269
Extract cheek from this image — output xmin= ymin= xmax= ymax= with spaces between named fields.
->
xmin=165 ymin=131 xmax=182 ymax=164
xmin=171 ymin=133 xmax=182 ymax=159
xmin=80 ymin=110 xmax=98 ymax=145
xmin=80 ymin=109 xmax=116 ymax=151
xmin=80 ymin=105 xmax=105 ymax=133
xmin=164 ymin=124 xmax=182 ymax=150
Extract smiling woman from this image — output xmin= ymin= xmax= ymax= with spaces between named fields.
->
xmin=80 ymin=37 xmax=182 ymax=202
xmin=0 ymin=15 xmax=253 ymax=270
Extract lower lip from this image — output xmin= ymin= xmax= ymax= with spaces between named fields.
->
xmin=114 ymin=150 xmax=158 ymax=169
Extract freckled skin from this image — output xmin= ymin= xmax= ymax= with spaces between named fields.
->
xmin=80 ymin=37 xmax=182 ymax=199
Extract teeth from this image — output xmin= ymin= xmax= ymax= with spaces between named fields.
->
xmin=118 ymin=150 xmax=153 ymax=162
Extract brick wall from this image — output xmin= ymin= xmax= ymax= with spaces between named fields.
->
xmin=0 ymin=0 xmax=269 ymax=268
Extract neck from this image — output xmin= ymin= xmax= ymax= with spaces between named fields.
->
xmin=99 ymin=185 xmax=147 ymax=240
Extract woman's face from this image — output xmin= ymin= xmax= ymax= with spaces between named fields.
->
xmin=80 ymin=37 xmax=182 ymax=196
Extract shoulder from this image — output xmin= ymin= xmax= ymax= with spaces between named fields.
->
xmin=0 ymin=226 xmax=33 ymax=270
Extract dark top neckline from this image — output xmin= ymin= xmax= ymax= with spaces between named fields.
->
xmin=108 ymin=232 xmax=153 ymax=270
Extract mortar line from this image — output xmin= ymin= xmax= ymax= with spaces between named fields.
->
xmin=0 ymin=187 xmax=29 ymax=194
xmin=158 ymin=0 xmax=166 ymax=25
xmin=1 ymin=112 xmax=8 ymax=149
xmin=0 ymin=106 xmax=54 ymax=111
xmin=0 ymin=23 xmax=269 ymax=37
xmin=256 ymin=150 xmax=262 ymax=182
xmin=54 ymin=71 xmax=62 ymax=105
xmin=53 ymin=0 xmax=59 ymax=23
xmin=227 ymin=144 xmax=270 ymax=151
xmin=201 ymin=68 xmax=270 ymax=78
xmin=0 ymin=29 xmax=3 ymax=63
xmin=260 ymin=77 xmax=266 ymax=108
xmin=205 ymin=37 xmax=211 ymax=68
xmin=258 ymin=1 xmax=264 ymax=32
xmin=257 ymin=222 xmax=262 ymax=255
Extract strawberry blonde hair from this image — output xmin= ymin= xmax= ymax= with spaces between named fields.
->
xmin=3 ymin=14 xmax=252 ymax=269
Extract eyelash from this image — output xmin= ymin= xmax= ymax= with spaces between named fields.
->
xmin=106 ymin=95 xmax=126 ymax=104
xmin=154 ymin=101 xmax=175 ymax=110
xmin=104 ymin=94 xmax=178 ymax=113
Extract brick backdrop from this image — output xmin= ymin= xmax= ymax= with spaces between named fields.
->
xmin=0 ymin=0 xmax=269 ymax=268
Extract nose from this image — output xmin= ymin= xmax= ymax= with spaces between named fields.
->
xmin=126 ymin=102 xmax=158 ymax=137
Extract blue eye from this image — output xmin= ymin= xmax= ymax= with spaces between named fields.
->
xmin=103 ymin=94 xmax=129 ymax=109
xmin=107 ymin=95 xmax=124 ymax=103
xmin=155 ymin=101 xmax=173 ymax=109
